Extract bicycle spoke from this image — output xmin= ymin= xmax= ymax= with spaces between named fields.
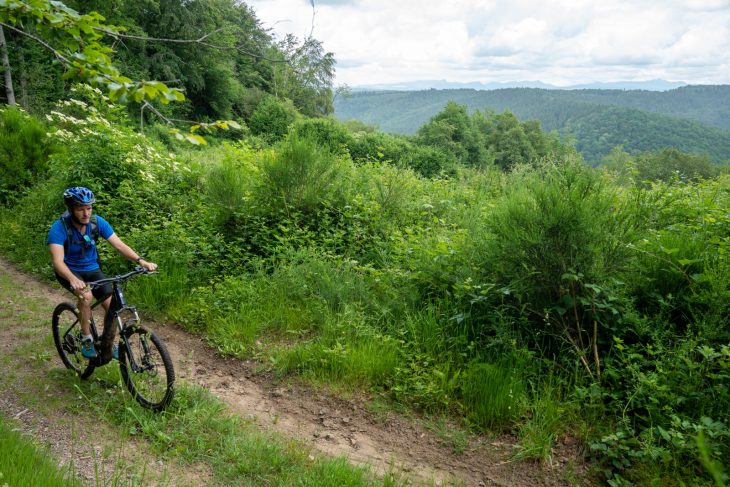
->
xmin=119 ymin=327 xmax=174 ymax=410
xmin=52 ymin=302 xmax=95 ymax=378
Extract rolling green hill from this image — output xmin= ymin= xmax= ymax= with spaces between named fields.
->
xmin=334 ymin=87 xmax=730 ymax=164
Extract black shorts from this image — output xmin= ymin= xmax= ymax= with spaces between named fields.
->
xmin=55 ymin=269 xmax=113 ymax=302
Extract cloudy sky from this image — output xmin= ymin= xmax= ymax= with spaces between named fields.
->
xmin=246 ymin=0 xmax=730 ymax=87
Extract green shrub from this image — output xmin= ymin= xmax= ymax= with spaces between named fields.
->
xmin=475 ymin=159 xmax=635 ymax=376
xmin=0 ymin=181 xmax=65 ymax=275
xmin=635 ymin=148 xmax=717 ymax=183
xmin=290 ymin=117 xmax=353 ymax=155
xmin=403 ymin=145 xmax=457 ymax=178
xmin=346 ymin=130 xmax=456 ymax=177
xmin=44 ymin=96 xmax=155 ymax=198
xmin=248 ymin=96 xmax=299 ymax=144
xmin=624 ymin=176 xmax=730 ymax=341
xmin=0 ymin=106 xmax=56 ymax=205
xmin=256 ymin=134 xmax=352 ymax=218
xmin=203 ymin=143 xmax=258 ymax=228
xmin=587 ymin=339 xmax=730 ymax=484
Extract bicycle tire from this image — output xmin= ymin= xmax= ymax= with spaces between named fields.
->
xmin=118 ymin=325 xmax=175 ymax=411
xmin=51 ymin=302 xmax=95 ymax=379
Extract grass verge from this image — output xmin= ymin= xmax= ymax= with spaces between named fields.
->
xmin=0 ymin=415 xmax=82 ymax=487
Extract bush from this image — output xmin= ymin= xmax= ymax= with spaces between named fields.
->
xmin=247 ymin=96 xmax=298 ymax=144
xmin=587 ymin=339 xmax=730 ymax=484
xmin=290 ymin=117 xmax=353 ymax=155
xmin=624 ymin=176 xmax=730 ymax=341
xmin=475 ymin=160 xmax=635 ymax=375
xmin=404 ymin=144 xmax=457 ymax=178
xmin=347 ymin=131 xmax=411 ymax=164
xmin=635 ymin=148 xmax=717 ymax=183
xmin=0 ymin=106 xmax=56 ymax=205
xmin=255 ymin=134 xmax=352 ymax=218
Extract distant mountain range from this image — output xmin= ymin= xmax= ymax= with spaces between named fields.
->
xmin=351 ymin=79 xmax=688 ymax=92
xmin=334 ymin=85 xmax=730 ymax=164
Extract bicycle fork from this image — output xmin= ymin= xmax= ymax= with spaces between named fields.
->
xmin=116 ymin=306 xmax=154 ymax=373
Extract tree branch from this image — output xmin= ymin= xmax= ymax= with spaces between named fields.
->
xmin=141 ymin=101 xmax=210 ymax=126
xmin=95 ymin=27 xmax=286 ymax=63
xmin=0 ymin=22 xmax=72 ymax=66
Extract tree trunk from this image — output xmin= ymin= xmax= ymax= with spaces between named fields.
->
xmin=0 ymin=25 xmax=17 ymax=106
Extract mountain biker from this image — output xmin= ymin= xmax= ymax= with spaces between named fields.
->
xmin=47 ymin=187 xmax=157 ymax=360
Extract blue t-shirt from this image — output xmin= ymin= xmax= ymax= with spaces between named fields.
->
xmin=47 ymin=215 xmax=115 ymax=272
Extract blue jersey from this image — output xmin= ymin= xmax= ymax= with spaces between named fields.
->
xmin=47 ymin=215 xmax=114 ymax=272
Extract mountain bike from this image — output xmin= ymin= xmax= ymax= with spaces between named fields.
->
xmin=51 ymin=267 xmax=175 ymax=411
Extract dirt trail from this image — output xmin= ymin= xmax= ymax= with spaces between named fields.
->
xmin=0 ymin=257 xmax=585 ymax=486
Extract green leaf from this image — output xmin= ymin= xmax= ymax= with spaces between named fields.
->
xmin=185 ymin=134 xmax=207 ymax=145
xmin=142 ymin=84 xmax=158 ymax=99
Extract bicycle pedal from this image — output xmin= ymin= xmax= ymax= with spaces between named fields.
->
xmin=63 ymin=335 xmax=78 ymax=353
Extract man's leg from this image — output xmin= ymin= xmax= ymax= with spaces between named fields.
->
xmin=74 ymin=286 xmax=97 ymax=358
xmin=75 ymin=287 xmax=94 ymax=336
xmin=98 ymin=294 xmax=117 ymax=360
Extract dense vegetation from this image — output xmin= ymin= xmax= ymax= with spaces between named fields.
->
xmin=0 ymin=0 xmax=336 ymax=120
xmin=2 ymin=1 xmax=729 ymax=485
xmin=334 ymin=87 xmax=730 ymax=164
xmin=2 ymin=85 xmax=729 ymax=485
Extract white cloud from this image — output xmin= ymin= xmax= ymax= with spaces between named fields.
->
xmin=246 ymin=0 xmax=730 ymax=86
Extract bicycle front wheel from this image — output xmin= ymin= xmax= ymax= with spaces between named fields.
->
xmin=51 ymin=302 xmax=95 ymax=379
xmin=119 ymin=325 xmax=175 ymax=411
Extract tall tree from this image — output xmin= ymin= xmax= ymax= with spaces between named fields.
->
xmin=416 ymin=101 xmax=488 ymax=167
xmin=273 ymin=34 xmax=335 ymax=117
xmin=0 ymin=25 xmax=15 ymax=105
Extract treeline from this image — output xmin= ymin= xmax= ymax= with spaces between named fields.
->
xmin=0 ymin=0 xmax=335 ymax=121
xmin=335 ymin=87 xmax=730 ymax=164
xmin=4 ymin=87 xmax=726 ymax=203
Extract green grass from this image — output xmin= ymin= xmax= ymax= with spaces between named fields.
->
xmin=515 ymin=380 xmax=567 ymax=462
xmin=460 ymin=360 xmax=526 ymax=430
xmin=0 ymin=415 xmax=82 ymax=487
xmin=269 ymin=321 xmax=402 ymax=388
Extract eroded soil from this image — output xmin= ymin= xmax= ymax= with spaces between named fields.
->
xmin=0 ymin=257 xmax=588 ymax=486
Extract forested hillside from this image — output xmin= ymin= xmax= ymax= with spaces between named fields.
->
xmin=2 ymin=1 xmax=730 ymax=486
xmin=335 ymin=87 xmax=730 ymax=163
xmin=1 ymin=0 xmax=336 ymax=120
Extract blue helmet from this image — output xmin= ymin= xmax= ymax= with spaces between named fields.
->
xmin=63 ymin=187 xmax=96 ymax=207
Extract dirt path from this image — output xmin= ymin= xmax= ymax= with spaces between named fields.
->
xmin=0 ymin=257 xmax=586 ymax=486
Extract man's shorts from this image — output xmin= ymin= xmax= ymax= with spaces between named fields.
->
xmin=55 ymin=269 xmax=113 ymax=302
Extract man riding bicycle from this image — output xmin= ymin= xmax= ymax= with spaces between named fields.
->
xmin=47 ymin=187 xmax=157 ymax=359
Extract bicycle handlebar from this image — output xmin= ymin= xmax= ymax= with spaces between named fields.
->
xmin=87 ymin=267 xmax=154 ymax=288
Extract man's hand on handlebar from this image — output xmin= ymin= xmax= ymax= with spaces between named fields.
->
xmin=139 ymin=260 xmax=158 ymax=272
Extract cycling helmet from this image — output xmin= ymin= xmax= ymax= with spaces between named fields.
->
xmin=63 ymin=187 xmax=96 ymax=207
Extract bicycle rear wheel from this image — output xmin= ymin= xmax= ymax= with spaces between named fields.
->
xmin=51 ymin=302 xmax=95 ymax=379
xmin=118 ymin=325 xmax=175 ymax=411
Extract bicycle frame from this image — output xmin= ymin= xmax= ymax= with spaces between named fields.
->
xmin=88 ymin=268 xmax=147 ymax=367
